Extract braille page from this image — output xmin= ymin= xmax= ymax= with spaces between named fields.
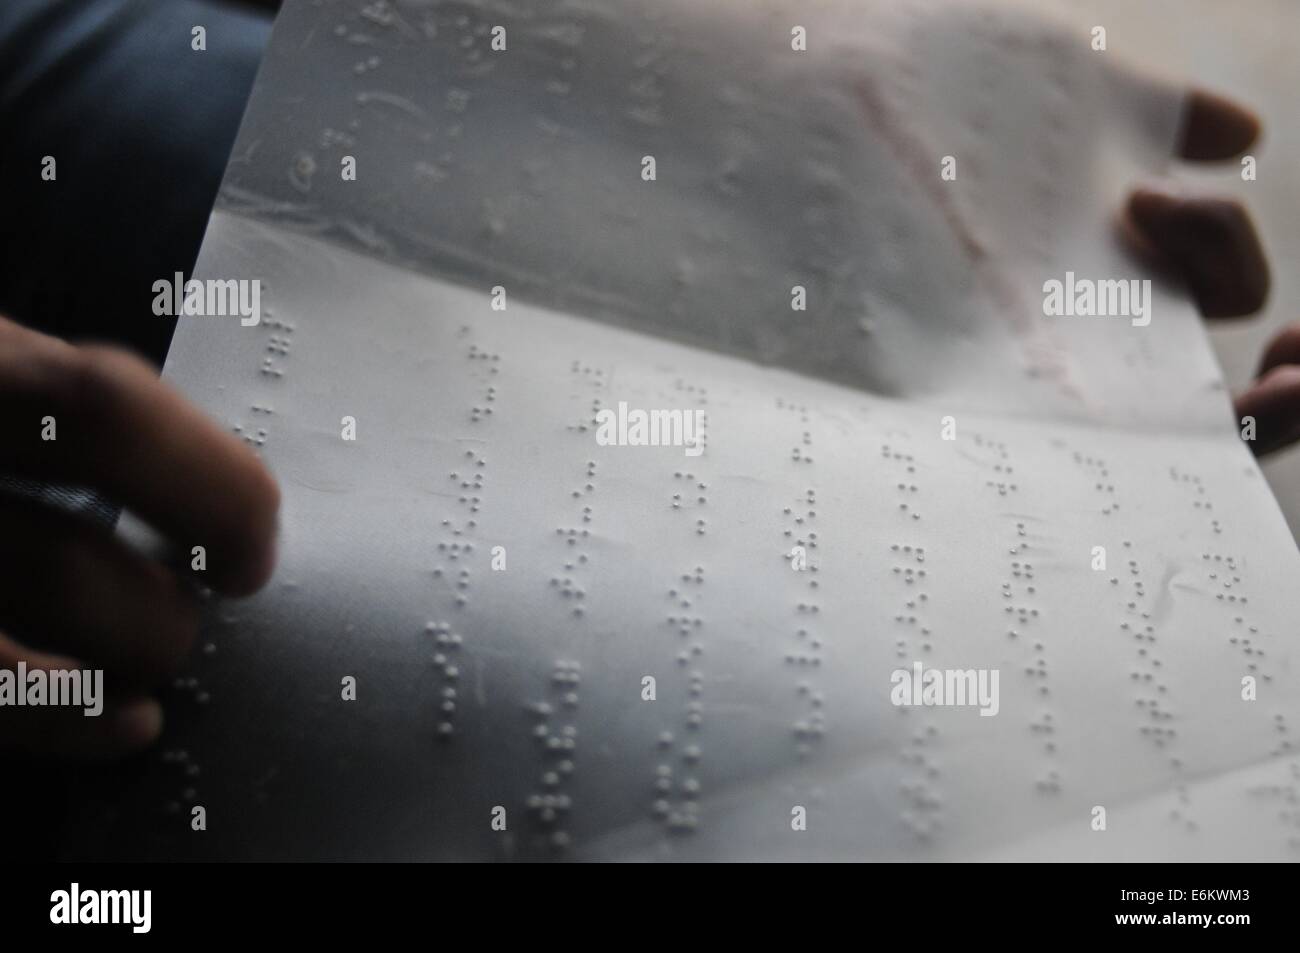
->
xmin=70 ymin=0 xmax=1300 ymax=861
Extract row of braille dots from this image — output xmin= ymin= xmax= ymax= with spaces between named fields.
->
xmin=975 ymin=434 xmax=1018 ymax=497
xmin=1003 ymin=521 xmax=1039 ymax=636
xmin=257 ymin=305 xmax=293 ymax=380
xmin=668 ymin=573 xmax=708 ymax=706
xmin=880 ymin=438 xmax=946 ymax=838
xmin=1075 ymin=452 xmax=1182 ymax=770
xmin=236 ymin=288 xmax=286 ymax=446
xmin=163 ymin=651 xmax=217 ymax=818
xmin=1176 ymin=468 xmax=1284 ymax=749
xmin=171 ymin=672 xmax=212 ymax=707
xmin=890 ymin=544 xmax=932 ymax=652
xmin=900 ymin=726 xmax=944 ymax=842
xmin=790 ymin=427 xmax=814 ymax=465
xmin=466 ymin=343 xmax=500 ymax=423
xmin=881 ymin=444 xmax=923 ymax=521
xmin=160 ymin=746 xmax=202 ymax=819
xmin=162 ymin=650 xmax=213 ymax=817
xmin=425 ymin=621 xmax=463 ymax=739
xmin=565 ymin=362 xmax=605 ymax=436
xmin=782 ymin=490 xmax=824 ymax=757
xmin=1172 ymin=468 xmax=1282 ymax=770
xmin=1068 ymin=449 xmax=1176 ymax=762
xmin=159 ymin=607 xmax=221 ymax=822
xmin=437 ymin=448 xmax=487 ymax=609
xmin=884 ymin=441 xmax=931 ymax=658
xmin=552 ymin=363 xmax=602 ymax=616
xmin=232 ymin=403 xmax=275 ymax=450
xmin=786 ymin=487 xmax=821 ymax=619
xmin=984 ymin=444 xmax=1059 ymax=792
xmin=1172 ymin=468 xmax=1221 ymax=536
xmin=1073 ymin=452 xmax=1118 ymax=516
xmin=1005 ymin=515 xmax=1061 ymax=791
xmin=1167 ymin=785 xmax=1200 ymax=834
xmin=890 ymin=548 xmax=949 ymax=824
xmin=654 ymin=566 xmax=708 ymax=836
xmin=666 ymin=565 xmax=705 ymax=660
xmin=671 ymin=470 xmax=710 ymax=536
xmin=1207 ymin=531 xmax=1293 ymax=827
xmin=1006 ymin=554 xmax=1043 ymax=647
xmin=1114 ymin=540 xmax=1180 ymax=766
xmin=653 ymin=729 xmax=704 ymax=835
xmin=1209 ymin=553 xmax=1276 ymax=694
xmin=426 ymin=335 xmax=487 ymax=666
xmin=667 ymin=377 xmax=712 ymax=534
xmin=550 ymin=459 xmax=597 ymax=618
xmin=674 ymin=378 xmax=710 ymax=458
xmin=525 ymin=661 xmax=581 ymax=852
xmin=1177 ymin=470 xmax=1272 ymax=701
xmin=1204 ymin=551 xmax=1249 ymax=607
xmin=1269 ymin=715 xmax=1292 ymax=759
xmin=671 ymin=474 xmax=708 ymax=547
xmin=1245 ymin=760 xmax=1300 ymax=850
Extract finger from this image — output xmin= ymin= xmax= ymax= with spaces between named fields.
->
xmin=1256 ymin=322 xmax=1300 ymax=377
xmin=0 ymin=632 xmax=163 ymax=761
xmin=0 ymin=318 xmax=279 ymax=594
xmin=0 ymin=499 xmax=200 ymax=687
xmin=1234 ymin=364 xmax=1300 ymax=456
xmin=1179 ymin=88 xmax=1261 ymax=161
xmin=1125 ymin=189 xmax=1270 ymax=318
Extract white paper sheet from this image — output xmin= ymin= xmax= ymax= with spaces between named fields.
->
xmin=79 ymin=0 xmax=1300 ymax=861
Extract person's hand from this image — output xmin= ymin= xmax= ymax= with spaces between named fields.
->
xmin=1235 ymin=324 xmax=1300 ymax=455
xmin=1120 ymin=89 xmax=1296 ymax=456
xmin=0 ymin=314 xmax=279 ymax=759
